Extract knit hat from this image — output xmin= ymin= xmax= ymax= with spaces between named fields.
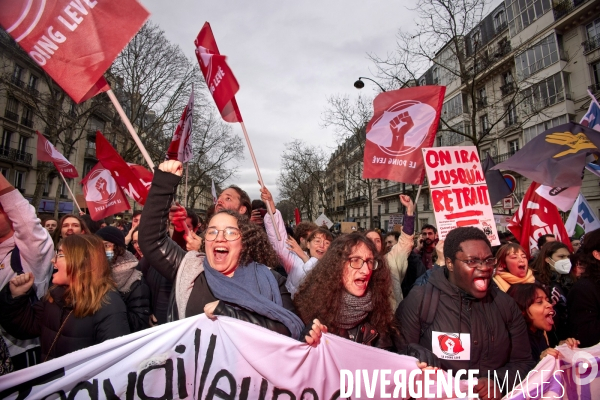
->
xmin=96 ymin=226 xmax=126 ymax=249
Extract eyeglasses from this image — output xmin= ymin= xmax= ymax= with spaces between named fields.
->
xmin=455 ymin=257 xmax=497 ymax=270
xmin=204 ymin=227 xmax=241 ymax=242
xmin=348 ymin=257 xmax=379 ymax=270
xmin=53 ymin=252 xmax=65 ymax=263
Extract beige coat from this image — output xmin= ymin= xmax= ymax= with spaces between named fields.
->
xmin=386 ymin=230 xmax=414 ymax=311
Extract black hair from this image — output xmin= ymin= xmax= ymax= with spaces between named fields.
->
xmin=421 ymin=224 xmax=437 ymax=234
xmin=251 ymin=199 xmax=266 ymax=210
xmin=443 ymin=226 xmax=491 ymax=262
xmin=185 ymin=208 xmax=200 ymax=230
xmin=506 ymin=282 xmax=549 ymax=329
xmin=537 ymin=234 xmax=555 ymax=250
xmin=385 ymin=231 xmax=401 ymax=240
xmin=580 ymin=228 xmax=600 ymax=285
xmin=132 ymin=210 xmax=142 ymax=218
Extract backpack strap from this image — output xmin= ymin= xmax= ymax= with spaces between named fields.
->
xmin=9 ymin=246 xmax=22 ymax=274
xmin=418 ymin=282 xmax=440 ymax=338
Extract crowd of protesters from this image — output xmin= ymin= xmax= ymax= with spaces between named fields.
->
xmin=0 ymin=159 xmax=599 ymax=399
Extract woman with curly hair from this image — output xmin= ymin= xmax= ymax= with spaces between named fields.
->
xmin=568 ymin=228 xmax=600 ymax=347
xmin=531 ymin=241 xmax=572 ymax=345
xmin=0 ymin=235 xmax=129 ymax=361
xmin=138 ymin=161 xmax=304 ymax=339
xmin=293 ymin=233 xmax=395 ymax=349
xmin=493 ymin=243 xmax=535 ymax=292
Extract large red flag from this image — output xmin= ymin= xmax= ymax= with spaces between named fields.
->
xmin=363 ymin=86 xmax=445 ymax=184
xmin=195 ymin=22 xmax=243 ymax=123
xmin=0 ymin=0 xmax=149 ymax=103
xmin=81 ymin=162 xmax=130 ymax=221
xmin=508 ymin=182 xmax=573 ymax=258
xmin=36 ymin=131 xmax=78 ymax=178
xmin=95 ymin=132 xmax=149 ymax=205
xmin=166 ymin=88 xmax=194 ymax=162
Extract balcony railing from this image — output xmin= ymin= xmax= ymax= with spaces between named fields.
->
xmin=583 ymin=34 xmax=600 ymax=54
xmin=476 ymin=97 xmax=488 ymax=110
xmin=377 ymin=183 xmax=404 ymax=197
xmin=336 ymin=206 xmax=346 ymax=212
xmin=495 ymin=42 xmax=512 ymax=58
xmin=494 ymin=21 xmax=508 ymax=35
xmin=492 ymin=152 xmax=517 ymax=164
xmin=589 ymin=83 xmax=600 ymax=94
xmin=505 ymin=116 xmax=519 ymax=128
xmin=422 ymin=204 xmax=432 ymax=211
xmin=20 ymin=116 xmax=33 ymax=128
xmin=0 ymin=147 xmax=32 ymax=165
xmin=345 ymin=196 xmax=367 ymax=206
xmin=500 ymin=82 xmax=515 ymax=97
xmin=10 ymin=76 xmax=24 ymax=88
xmin=27 ymin=86 xmax=39 ymax=97
xmin=4 ymin=110 xmax=18 ymax=121
xmin=553 ymin=0 xmax=589 ymax=20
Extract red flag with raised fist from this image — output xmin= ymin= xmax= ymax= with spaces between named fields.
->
xmin=95 ymin=132 xmax=149 ymax=205
xmin=195 ymin=22 xmax=243 ymax=123
xmin=81 ymin=163 xmax=130 ymax=221
xmin=36 ymin=131 xmax=78 ymax=178
xmin=508 ymin=182 xmax=573 ymax=258
xmin=0 ymin=0 xmax=149 ymax=103
xmin=363 ymin=86 xmax=445 ymax=184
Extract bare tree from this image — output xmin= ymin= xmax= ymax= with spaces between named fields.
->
xmin=322 ymin=94 xmax=379 ymax=229
xmin=276 ymin=199 xmax=296 ymax=223
xmin=277 ymin=140 xmax=330 ymax=221
xmin=369 ymin=0 xmax=567 ymax=150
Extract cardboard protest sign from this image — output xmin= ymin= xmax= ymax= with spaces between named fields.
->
xmin=422 ymin=146 xmax=500 ymax=245
xmin=314 ymin=213 xmax=333 ymax=229
xmin=341 ymin=222 xmax=358 ymax=233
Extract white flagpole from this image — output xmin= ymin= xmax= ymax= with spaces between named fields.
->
xmin=59 ymin=171 xmax=82 ymax=214
xmin=413 ymin=185 xmax=423 ymax=205
xmin=239 ymin=122 xmax=281 ymax=241
xmin=106 ymin=89 xmax=155 ymax=170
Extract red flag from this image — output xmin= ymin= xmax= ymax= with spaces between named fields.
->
xmin=166 ymin=87 xmax=194 ymax=162
xmin=95 ymin=132 xmax=149 ymax=205
xmin=0 ymin=0 xmax=149 ymax=103
xmin=508 ymin=182 xmax=573 ymax=258
xmin=36 ymin=131 xmax=78 ymax=178
xmin=194 ymin=22 xmax=243 ymax=123
xmin=363 ymin=86 xmax=445 ymax=184
xmin=294 ymin=208 xmax=301 ymax=225
xmin=81 ymin=163 xmax=130 ymax=221
xmin=128 ymin=163 xmax=153 ymax=192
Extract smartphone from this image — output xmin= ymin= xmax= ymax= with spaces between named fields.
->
xmin=258 ymin=209 xmax=267 ymax=218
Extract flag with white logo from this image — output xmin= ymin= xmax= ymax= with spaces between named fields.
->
xmin=81 ymin=163 xmax=130 ymax=220
xmin=36 ymin=131 xmax=78 ymax=178
xmin=565 ymin=194 xmax=600 ymax=238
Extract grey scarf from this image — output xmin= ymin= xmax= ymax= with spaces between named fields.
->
xmin=111 ymin=251 xmax=142 ymax=293
xmin=336 ymin=290 xmax=373 ymax=329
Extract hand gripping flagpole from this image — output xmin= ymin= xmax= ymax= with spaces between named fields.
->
xmin=58 ymin=171 xmax=83 ymax=214
xmin=239 ymin=122 xmax=281 ymax=241
xmin=106 ymin=89 xmax=155 ymax=171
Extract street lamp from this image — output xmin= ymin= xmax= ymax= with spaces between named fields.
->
xmin=354 ymin=77 xmax=386 ymax=92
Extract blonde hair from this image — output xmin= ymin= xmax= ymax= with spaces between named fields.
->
xmin=48 ymin=235 xmax=115 ymax=317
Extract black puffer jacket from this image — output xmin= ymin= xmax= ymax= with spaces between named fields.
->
xmin=0 ymin=285 xmax=129 ymax=361
xmin=139 ymin=257 xmax=172 ymax=325
xmin=395 ymin=267 xmax=535 ymax=393
xmin=138 ymin=169 xmax=296 ymax=336
xmin=567 ymin=277 xmax=600 ymax=347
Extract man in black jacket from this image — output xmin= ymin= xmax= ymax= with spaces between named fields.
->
xmin=396 ymin=227 xmax=535 ymax=400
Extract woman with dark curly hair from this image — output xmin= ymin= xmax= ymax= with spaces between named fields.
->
xmin=293 ymin=233 xmax=395 ymax=349
xmin=138 ymin=161 xmax=304 ymax=339
xmin=568 ymin=228 xmax=600 ymax=347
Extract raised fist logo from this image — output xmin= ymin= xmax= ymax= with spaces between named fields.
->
xmin=545 ymin=132 xmax=598 ymax=158
xmin=438 ymin=334 xmax=465 ymax=355
xmin=95 ymin=177 xmax=109 ymax=201
xmin=389 ymin=111 xmax=414 ymax=149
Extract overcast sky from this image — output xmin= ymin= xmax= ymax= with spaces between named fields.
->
xmin=140 ymin=0 xmax=417 ymax=201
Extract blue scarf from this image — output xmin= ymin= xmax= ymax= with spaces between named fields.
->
xmin=202 ymin=258 xmax=304 ymax=339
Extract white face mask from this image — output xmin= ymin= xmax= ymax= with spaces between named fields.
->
xmin=552 ymin=258 xmax=572 ymax=274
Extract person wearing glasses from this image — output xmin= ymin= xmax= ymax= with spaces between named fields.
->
xmin=138 ymin=161 xmax=305 ymax=339
xmin=0 ymin=235 xmax=129 ymax=362
xmin=395 ymin=227 xmax=535 ymax=400
xmin=293 ymin=233 xmax=395 ymax=349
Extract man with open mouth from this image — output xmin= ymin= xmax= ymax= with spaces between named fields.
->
xmin=395 ymin=226 xmax=536 ymax=400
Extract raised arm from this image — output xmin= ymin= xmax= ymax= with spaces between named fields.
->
xmin=138 ymin=161 xmax=187 ymax=282
xmin=387 ymin=194 xmax=416 ymax=305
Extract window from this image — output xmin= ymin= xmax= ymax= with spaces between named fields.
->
xmin=472 ymin=29 xmax=482 ymax=49
xmin=503 ymin=71 xmax=514 ymax=85
xmin=508 ymin=139 xmax=520 ymax=155
xmin=12 ymin=64 xmax=23 ymax=82
xmin=419 ymin=218 xmax=429 ymax=227
xmin=43 ymin=176 xmax=52 ymax=196
xmin=505 ymin=0 xmax=551 ymax=36
xmin=0 ymin=168 xmax=8 ymax=178
xmin=494 ymin=10 xmax=507 ymax=32
xmin=1 ymin=130 xmax=12 ymax=151
xmin=18 ymin=136 xmax=27 ymax=154
xmin=432 ymin=67 xmax=439 ymax=84
xmin=592 ymin=62 xmax=600 ymax=90
xmin=480 ymin=114 xmax=490 ymax=132
xmin=586 ymin=18 xmax=600 ymax=40
xmin=442 ymin=94 xmax=463 ymax=120
xmin=523 ymin=114 xmax=568 ymax=143
xmin=477 ymin=87 xmax=487 ymax=108
xmin=14 ymin=171 xmax=25 ymax=191
xmin=21 ymin=107 xmax=33 ymax=127
xmin=506 ymin=102 xmax=518 ymax=126
xmin=515 ymin=34 xmax=559 ymax=79
xmin=28 ymin=75 xmax=38 ymax=90
xmin=439 ymin=122 xmax=471 ymax=146
xmin=521 ymin=72 xmax=565 ymax=114
xmin=89 ymin=117 xmax=105 ymax=132
xmin=5 ymin=97 xmax=19 ymax=121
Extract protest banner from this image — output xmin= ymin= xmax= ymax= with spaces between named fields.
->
xmin=363 ymin=86 xmax=445 ymax=184
xmin=1 ymin=315 xmax=598 ymax=399
xmin=422 ymin=146 xmax=500 ymax=245
xmin=314 ymin=213 xmax=333 ymax=229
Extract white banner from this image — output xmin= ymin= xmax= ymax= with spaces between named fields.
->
xmin=0 ymin=315 xmax=598 ymax=399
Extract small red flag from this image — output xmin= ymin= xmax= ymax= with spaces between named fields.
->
xmin=166 ymin=88 xmax=194 ymax=162
xmin=36 ymin=131 xmax=78 ymax=178
xmin=95 ymin=132 xmax=149 ymax=205
xmin=81 ymin=163 xmax=130 ymax=221
xmin=195 ymin=22 xmax=243 ymax=123
xmin=294 ymin=208 xmax=301 ymax=225
xmin=363 ymin=86 xmax=445 ymax=184
xmin=0 ymin=0 xmax=149 ymax=103
xmin=508 ymin=182 xmax=573 ymax=258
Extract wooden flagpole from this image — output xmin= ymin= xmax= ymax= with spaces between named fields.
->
xmin=59 ymin=171 xmax=82 ymax=214
xmin=239 ymin=122 xmax=281 ymax=241
xmin=106 ymin=89 xmax=155 ymax=171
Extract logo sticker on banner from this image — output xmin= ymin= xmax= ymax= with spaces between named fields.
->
xmin=432 ymin=331 xmax=471 ymax=361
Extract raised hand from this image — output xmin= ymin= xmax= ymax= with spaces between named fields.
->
xmin=9 ymin=272 xmax=34 ymax=298
xmin=158 ymin=160 xmax=183 ymax=176
xmin=399 ymin=194 xmax=414 ymax=216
